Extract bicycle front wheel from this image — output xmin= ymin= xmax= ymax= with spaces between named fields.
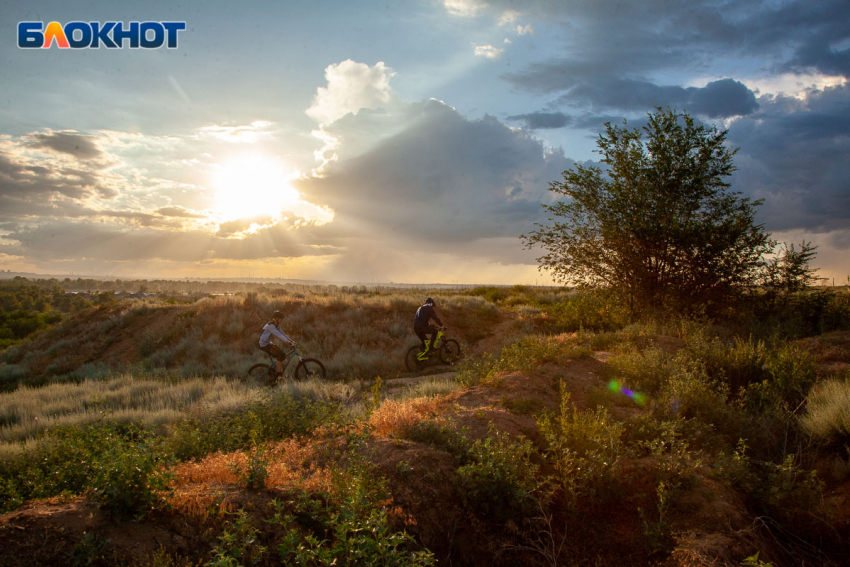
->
xmin=440 ymin=339 xmax=462 ymax=364
xmin=405 ymin=346 xmax=427 ymax=373
xmin=295 ymin=358 xmax=326 ymax=380
xmin=247 ymin=363 xmax=275 ymax=387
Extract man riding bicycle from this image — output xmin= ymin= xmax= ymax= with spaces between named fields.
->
xmin=259 ymin=310 xmax=297 ymax=375
xmin=413 ymin=297 xmax=443 ymax=359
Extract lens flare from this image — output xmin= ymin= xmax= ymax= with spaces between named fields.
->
xmin=608 ymin=380 xmax=647 ymax=406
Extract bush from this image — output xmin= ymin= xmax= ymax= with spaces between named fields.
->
xmin=0 ymin=422 xmax=171 ymax=517
xmin=399 ymin=419 xmax=471 ymax=462
xmin=455 ymin=429 xmax=540 ymax=523
xmin=538 ymin=388 xmax=624 ymax=503
xmin=746 ymin=344 xmax=817 ymax=412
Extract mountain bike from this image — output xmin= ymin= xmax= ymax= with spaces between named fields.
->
xmin=404 ymin=326 xmax=461 ymax=372
xmin=246 ymin=346 xmax=326 ymax=385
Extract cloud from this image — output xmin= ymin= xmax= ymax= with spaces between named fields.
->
xmin=297 ymin=99 xmax=573 ymax=263
xmin=156 ymin=206 xmax=207 ymax=219
xmin=442 ymin=0 xmax=483 ymax=17
xmin=306 ymin=60 xmax=399 ymax=125
xmin=197 ymin=121 xmax=275 ymax=143
xmin=473 ymin=44 xmax=504 ymax=59
xmin=728 ymin=83 xmax=850 ymax=234
xmin=507 ymin=111 xmax=572 ymax=129
xmin=30 ymin=132 xmax=103 ymax=160
xmin=1 ymin=218 xmax=333 ymax=263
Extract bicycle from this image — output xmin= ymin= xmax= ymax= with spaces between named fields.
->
xmin=246 ymin=346 xmax=326 ymax=385
xmin=404 ymin=326 xmax=461 ymax=372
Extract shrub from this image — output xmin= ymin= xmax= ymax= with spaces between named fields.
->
xmin=399 ymin=419 xmax=471 ymax=463
xmin=538 ymin=389 xmax=624 ymax=503
xmin=0 ymin=421 xmax=171 ymax=517
xmin=455 ymin=429 xmax=540 ymax=523
xmin=746 ymin=344 xmax=818 ymax=412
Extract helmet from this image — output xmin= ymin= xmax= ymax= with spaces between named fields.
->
xmin=424 ymin=297 xmax=435 ymax=306
xmin=273 ymin=310 xmax=284 ymax=319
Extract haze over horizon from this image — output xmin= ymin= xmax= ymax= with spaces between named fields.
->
xmin=1 ymin=0 xmax=848 ymax=285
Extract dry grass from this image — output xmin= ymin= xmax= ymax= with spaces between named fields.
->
xmin=0 ymin=374 xmax=261 ymax=449
xmin=171 ymin=438 xmax=331 ymax=492
xmin=368 ymin=397 xmax=443 ymax=437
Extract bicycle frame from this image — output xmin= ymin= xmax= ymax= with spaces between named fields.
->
xmin=262 ymin=347 xmax=305 ymax=378
xmin=420 ymin=328 xmax=445 ymax=356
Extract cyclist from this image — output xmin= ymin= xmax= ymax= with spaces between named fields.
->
xmin=413 ymin=297 xmax=443 ymax=360
xmin=259 ymin=310 xmax=297 ymax=376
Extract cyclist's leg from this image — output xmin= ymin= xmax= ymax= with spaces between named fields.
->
xmin=260 ymin=344 xmax=286 ymax=375
xmin=415 ymin=327 xmax=428 ymax=350
xmin=426 ymin=325 xmax=438 ymax=351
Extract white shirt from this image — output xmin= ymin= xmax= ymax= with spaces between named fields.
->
xmin=259 ymin=322 xmax=294 ymax=347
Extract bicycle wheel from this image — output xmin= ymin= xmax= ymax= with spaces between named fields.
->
xmin=247 ymin=363 xmax=275 ymax=387
xmin=295 ymin=358 xmax=326 ymax=380
xmin=440 ymin=339 xmax=462 ymax=364
xmin=405 ymin=345 xmax=427 ymax=372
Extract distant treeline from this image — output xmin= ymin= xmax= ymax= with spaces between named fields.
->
xmin=1 ymin=276 xmax=496 ymax=297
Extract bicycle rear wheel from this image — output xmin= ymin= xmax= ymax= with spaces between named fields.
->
xmin=405 ymin=346 xmax=427 ymax=372
xmin=295 ymin=358 xmax=326 ymax=380
xmin=440 ymin=339 xmax=462 ymax=364
xmin=247 ymin=363 xmax=276 ymax=387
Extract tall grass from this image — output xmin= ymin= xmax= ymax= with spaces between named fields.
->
xmin=0 ymin=374 xmax=261 ymax=453
xmin=801 ymin=378 xmax=850 ymax=442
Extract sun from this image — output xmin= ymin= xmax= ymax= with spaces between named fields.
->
xmin=213 ymin=154 xmax=300 ymax=221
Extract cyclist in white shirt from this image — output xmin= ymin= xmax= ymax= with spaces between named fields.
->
xmin=259 ymin=310 xmax=296 ymax=376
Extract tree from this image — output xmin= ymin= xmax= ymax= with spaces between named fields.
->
xmin=762 ymin=240 xmax=819 ymax=296
xmin=522 ymin=108 xmax=773 ymax=312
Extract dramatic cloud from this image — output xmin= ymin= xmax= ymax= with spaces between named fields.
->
xmin=297 ymin=99 xmax=572 ymax=260
xmin=306 ymin=60 xmax=400 ymax=125
xmin=729 ymin=84 xmax=850 ymax=236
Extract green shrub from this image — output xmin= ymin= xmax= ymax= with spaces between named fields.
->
xmin=206 ymin=509 xmax=267 ymax=567
xmin=399 ymin=420 xmax=471 ymax=463
xmin=165 ymin=395 xmax=343 ymax=461
xmin=455 ymin=429 xmax=540 ymax=523
xmin=0 ymin=422 xmax=171 ymax=517
xmin=756 ymin=454 xmax=827 ymax=529
xmin=746 ymin=344 xmax=818 ymax=412
xmin=271 ymin=470 xmax=435 ymax=567
xmin=538 ymin=388 xmax=624 ymax=503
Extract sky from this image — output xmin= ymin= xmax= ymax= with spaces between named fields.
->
xmin=0 ymin=0 xmax=848 ymax=285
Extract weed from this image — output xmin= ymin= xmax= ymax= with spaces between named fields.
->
xmin=68 ymin=531 xmax=108 ymax=567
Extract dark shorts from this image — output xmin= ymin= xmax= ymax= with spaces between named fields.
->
xmin=414 ymin=325 xmax=438 ymax=343
xmin=259 ymin=343 xmax=287 ymax=360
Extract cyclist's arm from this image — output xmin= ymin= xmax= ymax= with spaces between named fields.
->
xmin=270 ymin=326 xmax=296 ymax=345
xmin=432 ymin=308 xmax=443 ymax=327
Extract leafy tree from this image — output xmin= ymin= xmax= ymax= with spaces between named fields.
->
xmin=762 ymin=240 xmax=819 ymax=296
xmin=522 ymin=108 xmax=773 ymax=312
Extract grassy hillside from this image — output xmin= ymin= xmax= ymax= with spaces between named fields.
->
xmin=1 ymin=285 xmax=849 ymax=566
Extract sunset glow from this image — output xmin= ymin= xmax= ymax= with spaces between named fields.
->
xmin=213 ymin=155 xmax=300 ymax=221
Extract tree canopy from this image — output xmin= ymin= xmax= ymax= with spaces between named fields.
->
xmin=522 ymin=108 xmax=773 ymax=312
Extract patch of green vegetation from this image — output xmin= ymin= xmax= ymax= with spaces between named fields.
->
xmin=500 ymin=397 xmax=543 ymax=415
xmin=455 ymin=428 xmax=541 ymax=523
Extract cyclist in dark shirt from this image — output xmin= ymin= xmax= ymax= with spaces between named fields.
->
xmin=413 ymin=297 xmax=443 ymax=356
